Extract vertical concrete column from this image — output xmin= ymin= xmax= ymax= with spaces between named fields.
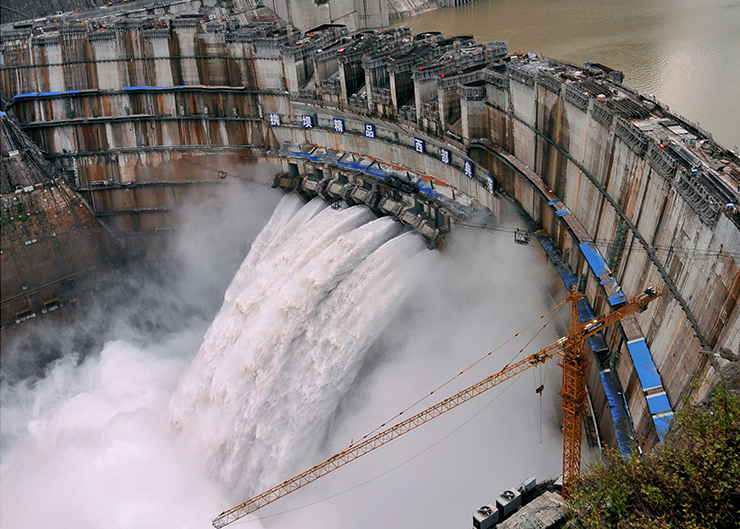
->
xmin=414 ymin=76 xmax=436 ymax=122
xmin=90 ymin=35 xmax=121 ymax=91
xmin=414 ymin=79 xmax=422 ymax=122
xmin=199 ymin=33 xmax=229 ymax=86
xmin=461 ymin=86 xmax=487 ymax=143
xmin=288 ymin=54 xmax=301 ymax=94
xmin=437 ymin=87 xmax=447 ymax=129
xmin=148 ymin=37 xmax=174 ymax=87
xmin=120 ymin=29 xmax=148 ymax=87
xmin=364 ymin=67 xmax=374 ymax=107
xmin=389 ymin=72 xmax=398 ymax=111
xmin=39 ymin=42 xmax=65 ymax=92
xmin=174 ymin=27 xmax=200 ymax=85
xmin=483 ymin=69 xmax=510 ymax=147
xmin=487 ymin=83 xmax=509 ymax=109
xmin=231 ymin=42 xmax=253 ymax=88
xmin=314 ymin=59 xmax=325 ymax=85
xmin=59 ymin=30 xmax=90 ymax=91
xmin=254 ymin=46 xmax=284 ymax=92
xmin=283 ymin=53 xmax=300 ymax=95
xmin=30 ymin=42 xmax=44 ymax=92
xmin=508 ymin=68 xmax=537 ymax=168
xmin=338 ymin=61 xmax=348 ymax=104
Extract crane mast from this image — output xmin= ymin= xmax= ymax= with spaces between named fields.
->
xmin=561 ymin=292 xmax=588 ymax=498
xmin=213 ymin=287 xmax=660 ymax=528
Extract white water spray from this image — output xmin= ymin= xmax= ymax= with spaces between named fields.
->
xmin=170 ymin=196 xmax=429 ymax=496
xmin=2 ymin=192 xmax=563 ymax=529
xmin=1 ymin=194 xmax=428 ymax=528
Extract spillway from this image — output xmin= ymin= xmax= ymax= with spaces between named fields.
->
xmin=169 ymin=194 xmax=430 ymax=496
xmin=0 ymin=193 xmax=431 ymax=527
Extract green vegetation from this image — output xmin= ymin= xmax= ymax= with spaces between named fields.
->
xmin=570 ymin=383 xmax=740 ymax=529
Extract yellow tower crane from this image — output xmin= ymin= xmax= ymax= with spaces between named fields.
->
xmin=212 ymin=286 xmax=661 ymax=528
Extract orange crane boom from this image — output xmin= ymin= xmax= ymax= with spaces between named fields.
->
xmin=212 ymin=287 xmax=660 ymax=528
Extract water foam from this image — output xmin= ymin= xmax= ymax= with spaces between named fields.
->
xmin=170 ymin=196 xmax=429 ymax=495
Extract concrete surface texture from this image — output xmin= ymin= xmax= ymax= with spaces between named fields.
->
xmin=0 ymin=0 xmax=453 ymax=31
xmin=0 ymin=112 xmax=124 ymax=326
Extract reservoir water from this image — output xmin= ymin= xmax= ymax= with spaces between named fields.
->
xmin=393 ymin=0 xmax=740 ymax=150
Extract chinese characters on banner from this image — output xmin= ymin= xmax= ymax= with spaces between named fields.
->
xmin=464 ymin=160 xmax=473 ymax=179
xmin=273 ymin=113 xmax=483 ymax=189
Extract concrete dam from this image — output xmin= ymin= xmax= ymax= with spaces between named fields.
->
xmin=1 ymin=3 xmax=739 ymax=474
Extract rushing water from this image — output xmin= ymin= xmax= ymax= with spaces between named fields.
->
xmin=393 ymin=0 xmax=740 ymax=150
xmin=1 ymin=193 xmax=565 ymax=528
xmin=169 ymin=195 xmax=430 ymax=496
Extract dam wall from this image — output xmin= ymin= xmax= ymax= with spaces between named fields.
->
xmin=1 ymin=111 xmax=124 ymax=326
xmin=0 ymin=14 xmax=291 ymax=250
xmin=1 ymin=15 xmax=738 ymax=454
xmin=0 ymin=0 xmax=452 ymax=33
xmin=473 ymin=61 xmax=740 ymax=448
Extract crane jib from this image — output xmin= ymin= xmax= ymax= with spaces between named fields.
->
xmin=212 ymin=287 xmax=660 ymax=527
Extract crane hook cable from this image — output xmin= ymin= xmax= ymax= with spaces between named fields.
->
xmin=349 ymin=298 xmax=568 ymax=447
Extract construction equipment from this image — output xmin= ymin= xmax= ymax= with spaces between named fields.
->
xmin=212 ymin=287 xmax=661 ymax=528
xmin=514 ymin=228 xmax=531 ymax=245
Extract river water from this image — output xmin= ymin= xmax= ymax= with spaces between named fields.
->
xmin=393 ymin=0 xmax=740 ymax=150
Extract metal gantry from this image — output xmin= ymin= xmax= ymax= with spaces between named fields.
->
xmin=212 ymin=287 xmax=660 ymax=528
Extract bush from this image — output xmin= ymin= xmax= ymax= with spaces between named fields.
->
xmin=570 ymin=382 xmax=740 ymax=528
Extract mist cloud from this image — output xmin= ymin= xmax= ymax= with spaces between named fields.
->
xmin=255 ymin=203 xmax=568 ymax=529
xmin=170 ymin=166 xmax=281 ymax=314
xmin=2 ymin=192 xmax=570 ymax=529
xmin=1 ymin=179 xmax=280 ymax=529
xmin=1 ymin=335 xmax=227 ymax=529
